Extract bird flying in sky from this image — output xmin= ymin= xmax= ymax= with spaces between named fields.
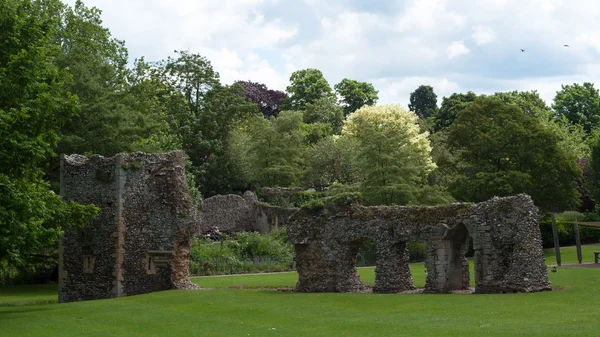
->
xmin=564 ymin=44 xmax=569 ymax=47
xmin=520 ymin=49 xmax=525 ymax=52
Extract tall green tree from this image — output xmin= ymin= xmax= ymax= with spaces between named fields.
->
xmin=0 ymin=0 xmax=97 ymax=265
xmin=434 ymin=91 xmax=481 ymax=131
xmin=334 ymin=78 xmax=379 ymax=117
xmin=56 ymin=0 xmax=148 ymax=156
xmin=242 ymin=112 xmax=305 ymax=187
xmin=408 ymin=85 xmax=438 ymax=119
xmin=448 ymin=97 xmax=580 ymax=212
xmin=492 ymin=90 xmax=589 ymax=159
xmin=155 ymin=51 xmax=258 ymax=196
xmin=342 ymin=105 xmax=435 ymax=205
xmin=304 ymin=136 xmax=360 ymax=189
xmin=285 ymin=68 xmax=333 ymax=110
xmin=302 ymin=96 xmax=344 ymax=134
xmin=553 ymin=82 xmax=600 ymax=133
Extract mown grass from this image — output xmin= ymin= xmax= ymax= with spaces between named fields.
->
xmin=1 ymin=245 xmax=599 ymax=337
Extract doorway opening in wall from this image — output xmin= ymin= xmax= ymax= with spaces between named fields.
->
xmin=438 ymin=223 xmax=472 ymax=291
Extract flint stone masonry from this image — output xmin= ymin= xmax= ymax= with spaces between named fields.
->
xmin=59 ymin=151 xmax=199 ymax=303
xmin=286 ymin=194 xmax=550 ymax=294
xmin=200 ymin=191 xmax=298 ymax=234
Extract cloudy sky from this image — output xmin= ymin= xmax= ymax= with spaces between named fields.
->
xmin=65 ymin=0 xmax=600 ymax=107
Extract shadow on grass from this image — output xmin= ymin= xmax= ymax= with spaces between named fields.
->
xmin=0 ymin=298 xmax=57 ymax=307
xmin=0 ymin=306 xmax=52 ymax=318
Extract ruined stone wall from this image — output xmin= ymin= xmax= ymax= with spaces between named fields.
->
xmin=200 ymin=192 xmax=298 ymax=234
xmin=286 ymin=194 xmax=550 ymax=294
xmin=59 ymin=152 xmax=199 ymax=303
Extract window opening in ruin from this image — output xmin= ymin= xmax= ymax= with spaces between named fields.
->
xmin=357 ymin=238 xmax=376 ymax=267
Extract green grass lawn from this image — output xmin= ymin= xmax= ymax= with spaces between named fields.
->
xmin=1 ymin=245 xmax=599 ymax=337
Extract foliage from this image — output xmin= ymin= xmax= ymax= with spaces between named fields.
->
xmin=433 ymin=91 xmax=481 ymax=131
xmin=304 ymin=136 xmax=360 ymax=189
xmin=228 ymin=231 xmax=294 ymax=260
xmin=553 ymin=82 xmax=600 ymax=134
xmin=236 ymin=80 xmax=288 ymax=119
xmin=0 ymin=0 xmax=98 ymax=265
xmin=256 ymin=189 xmax=323 ymax=208
xmin=302 ymin=96 xmax=344 ymax=134
xmin=343 ymin=105 xmax=435 ymax=205
xmin=586 ymin=132 xmax=600 ymax=205
xmin=56 ymin=1 xmax=163 ymax=157
xmin=240 ymin=112 xmax=305 ymax=187
xmin=334 ymin=78 xmax=379 ymax=117
xmin=448 ymin=97 xmax=581 ymax=212
xmin=189 ymin=230 xmax=295 ymax=275
xmin=494 ymin=90 xmax=589 ymax=158
xmin=408 ymin=85 xmax=438 ymax=119
xmin=284 ymin=68 xmax=333 ymax=110
xmin=492 ymin=90 xmax=550 ymax=117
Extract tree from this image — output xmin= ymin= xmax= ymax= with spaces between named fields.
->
xmin=586 ymin=134 xmax=600 ymax=206
xmin=448 ymin=97 xmax=581 ymax=212
xmin=493 ymin=90 xmax=589 ymax=158
xmin=236 ymin=80 xmax=288 ymax=119
xmin=0 ymin=0 xmax=97 ymax=265
xmin=242 ymin=112 xmax=305 ymax=187
xmin=408 ymin=85 xmax=438 ymax=119
xmin=197 ymin=83 xmax=259 ymax=196
xmin=553 ymin=82 xmax=600 ymax=133
xmin=304 ymin=136 xmax=360 ymax=189
xmin=154 ymin=51 xmax=258 ymax=196
xmin=334 ymin=78 xmax=379 ymax=117
xmin=285 ymin=68 xmax=333 ymax=110
xmin=56 ymin=0 xmax=150 ymax=157
xmin=342 ymin=105 xmax=435 ymax=205
xmin=492 ymin=90 xmax=550 ymax=117
xmin=302 ymin=96 xmax=344 ymax=134
xmin=434 ymin=91 xmax=481 ymax=131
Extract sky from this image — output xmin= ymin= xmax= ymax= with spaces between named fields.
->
xmin=64 ymin=0 xmax=600 ymax=107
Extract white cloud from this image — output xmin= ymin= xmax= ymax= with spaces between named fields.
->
xmin=374 ymin=77 xmax=460 ymax=106
xmin=471 ymin=26 xmax=495 ymax=45
xmin=447 ymin=41 xmax=470 ymax=59
xmin=63 ymin=0 xmax=600 ymax=107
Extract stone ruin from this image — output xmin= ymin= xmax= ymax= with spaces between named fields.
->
xmin=200 ymin=192 xmax=297 ymax=234
xmin=286 ymin=194 xmax=551 ymax=294
xmin=58 ymin=151 xmax=550 ymax=302
xmin=58 ymin=151 xmax=199 ymax=303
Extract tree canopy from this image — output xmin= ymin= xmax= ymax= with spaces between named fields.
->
xmin=1 ymin=0 xmax=97 ymax=265
xmin=285 ymin=68 xmax=333 ymax=110
xmin=343 ymin=105 xmax=435 ymax=205
xmin=409 ymin=85 xmax=438 ymax=119
xmin=334 ymin=78 xmax=379 ymax=117
xmin=236 ymin=80 xmax=288 ymax=119
xmin=434 ymin=91 xmax=481 ymax=131
xmin=448 ymin=97 xmax=581 ymax=212
xmin=553 ymin=82 xmax=600 ymax=134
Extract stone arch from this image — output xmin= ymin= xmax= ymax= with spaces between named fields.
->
xmin=424 ymin=223 xmax=471 ymax=293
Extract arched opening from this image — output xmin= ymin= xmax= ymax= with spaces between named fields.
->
xmin=438 ymin=223 xmax=471 ymax=292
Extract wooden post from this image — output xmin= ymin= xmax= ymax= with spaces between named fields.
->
xmin=551 ymin=213 xmax=561 ymax=266
xmin=574 ymin=217 xmax=582 ymax=264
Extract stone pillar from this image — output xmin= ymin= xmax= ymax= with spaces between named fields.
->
xmin=112 ymin=155 xmax=126 ymax=298
xmin=373 ymin=241 xmax=414 ymax=293
xmin=295 ymin=241 xmax=368 ymax=292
